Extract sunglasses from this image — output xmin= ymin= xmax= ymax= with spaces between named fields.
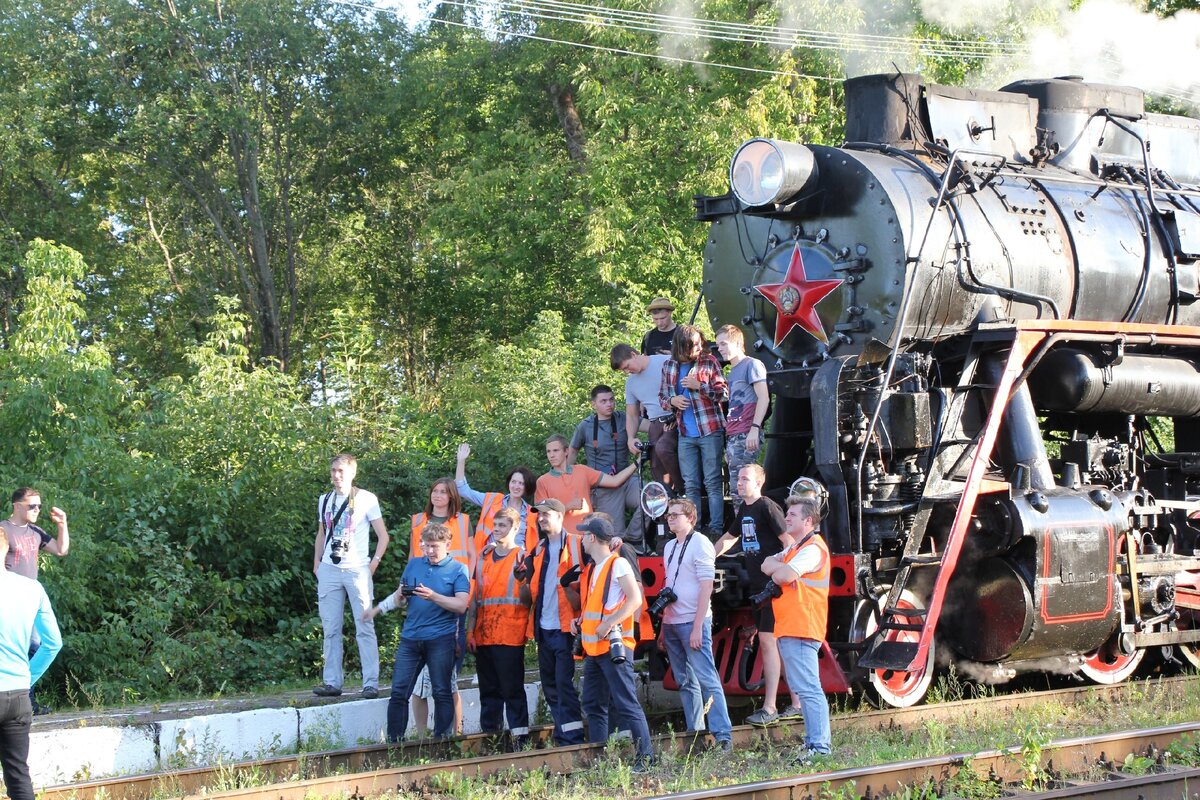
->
xmin=25 ymin=503 xmax=41 ymax=510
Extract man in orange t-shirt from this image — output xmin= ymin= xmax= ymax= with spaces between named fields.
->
xmin=535 ymin=434 xmax=638 ymax=535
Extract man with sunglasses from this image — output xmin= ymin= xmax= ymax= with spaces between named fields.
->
xmin=2 ymin=487 xmax=68 ymax=716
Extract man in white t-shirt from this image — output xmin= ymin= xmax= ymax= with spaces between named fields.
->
xmin=659 ymin=498 xmax=732 ymax=750
xmin=611 ymin=342 xmax=680 ymax=496
xmin=312 ymin=453 xmax=390 ymax=698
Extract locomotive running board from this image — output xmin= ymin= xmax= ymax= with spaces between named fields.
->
xmin=858 ymin=331 xmax=1041 ymax=673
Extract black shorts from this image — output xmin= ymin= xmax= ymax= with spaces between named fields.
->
xmin=753 ymin=602 xmax=775 ymax=634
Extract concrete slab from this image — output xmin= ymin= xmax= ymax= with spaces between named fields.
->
xmin=159 ymin=707 xmax=299 ymax=767
xmin=29 ymin=723 xmax=158 ymax=786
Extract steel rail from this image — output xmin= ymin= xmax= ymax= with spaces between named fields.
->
xmin=38 ymin=675 xmax=1196 ymax=800
xmin=646 ymin=722 xmax=1200 ymax=800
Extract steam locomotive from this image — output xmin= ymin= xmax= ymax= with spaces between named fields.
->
xmin=646 ymin=73 xmax=1200 ymax=707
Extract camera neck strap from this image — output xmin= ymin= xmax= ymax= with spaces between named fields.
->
xmin=666 ymin=531 xmax=695 ymax=588
xmin=322 ymin=488 xmax=357 ymax=553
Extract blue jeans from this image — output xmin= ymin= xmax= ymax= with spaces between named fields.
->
xmin=777 ymin=637 xmax=831 ymax=753
xmin=678 ymin=432 xmax=725 ymax=529
xmin=536 ymin=628 xmax=584 ymax=745
xmin=661 ymin=619 xmax=732 ymax=742
xmin=580 ymin=654 xmax=653 ymax=758
xmin=387 ymin=635 xmax=456 ymax=740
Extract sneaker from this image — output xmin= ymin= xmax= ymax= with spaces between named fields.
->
xmin=779 ymin=704 xmax=803 ymax=720
xmin=746 ymin=708 xmax=780 ymax=727
xmin=714 ymin=739 xmax=733 ymax=753
xmin=312 ymin=684 xmax=342 ymax=697
xmin=31 ymin=701 xmax=52 ymax=716
xmin=361 ymin=686 xmax=379 ymax=699
xmin=630 ymin=757 xmax=655 ymax=775
xmin=792 ymin=747 xmax=832 ymax=767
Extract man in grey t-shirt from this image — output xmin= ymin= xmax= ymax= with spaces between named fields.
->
xmin=716 ymin=324 xmax=770 ymax=473
xmin=610 ymin=343 xmax=681 ymax=499
xmin=568 ymin=385 xmax=646 ymax=549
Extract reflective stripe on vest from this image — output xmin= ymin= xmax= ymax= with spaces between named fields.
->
xmin=772 ymin=534 xmax=831 ymax=641
xmin=473 ymin=543 xmax=529 ymax=647
xmin=579 ymin=553 xmax=636 ymax=657
xmin=527 ymin=534 xmax=582 ymax=636
xmin=411 ymin=513 xmax=473 ymax=567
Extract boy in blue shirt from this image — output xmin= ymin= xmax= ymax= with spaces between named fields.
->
xmin=364 ymin=523 xmax=470 ymax=741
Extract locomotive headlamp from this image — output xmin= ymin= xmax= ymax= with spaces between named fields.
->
xmin=729 ymin=138 xmax=817 ymax=207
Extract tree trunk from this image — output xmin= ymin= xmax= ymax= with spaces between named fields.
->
xmin=549 ymin=83 xmax=587 ymax=168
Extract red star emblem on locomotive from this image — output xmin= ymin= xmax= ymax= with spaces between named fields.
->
xmin=754 ymin=243 xmax=844 ymax=345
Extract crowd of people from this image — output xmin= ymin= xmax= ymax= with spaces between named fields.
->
xmin=313 ymin=299 xmax=835 ymax=772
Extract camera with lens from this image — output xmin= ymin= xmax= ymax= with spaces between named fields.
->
xmin=400 ymin=582 xmax=418 ymax=598
xmin=329 ymin=536 xmax=349 ymax=564
xmin=750 ymin=581 xmax=783 ymax=608
xmin=634 ymin=439 xmax=653 ymax=453
xmin=607 ymin=626 xmax=627 ymax=664
xmin=647 ymin=587 xmax=678 ymax=619
xmin=572 ymin=634 xmax=584 ymax=658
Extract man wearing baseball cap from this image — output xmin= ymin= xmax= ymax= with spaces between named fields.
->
xmin=575 ymin=514 xmax=653 ymax=772
xmin=641 ymin=297 xmax=678 ymax=356
xmin=520 ymin=497 xmax=586 ymax=745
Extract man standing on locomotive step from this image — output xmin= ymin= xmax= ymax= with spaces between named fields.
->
xmin=760 ymin=494 xmax=833 ymax=763
xmin=0 ymin=526 xmax=63 ymax=800
xmin=567 ymin=385 xmax=648 ymax=551
xmin=2 ymin=487 xmax=69 ymax=716
xmin=611 ymin=342 xmax=681 ymax=496
xmin=641 ymin=296 xmax=678 ymax=356
xmin=313 ymin=454 xmax=390 ymax=699
xmin=715 ymin=324 xmax=770 ymax=474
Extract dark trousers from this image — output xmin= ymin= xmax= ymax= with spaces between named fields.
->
xmin=649 ymin=418 xmax=680 ymax=495
xmin=0 ymin=689 xmax=34 ymax=800
xmin=386 ymin=636 xmax=456 ymax=741
xmin=580 ymin=654 xmax=653 ymax=758
xmin=535 ymin=628 xmax=584 ymax=745
xmin=476 ymin=644 xmax=530 ymax=737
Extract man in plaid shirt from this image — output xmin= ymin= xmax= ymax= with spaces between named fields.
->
xmin=660 ymin=325 xmax=728 ymax=533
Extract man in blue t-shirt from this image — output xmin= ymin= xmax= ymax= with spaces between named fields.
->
xmin=716 ymin=324 xmax=770 ymax=473
xmin=0 ymin=527 xmax=63 ymax=800
xmin=364 ymin=523 xmax=469 ymax=741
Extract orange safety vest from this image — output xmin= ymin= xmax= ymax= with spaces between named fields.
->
xmin=771 ymin=533 xmax=830 ymax=641
xmin=527 ymin=533 xmax=583 ymax=636
xmin=580 ymin=553 xmax=637 ymax=657
xmin=472 ymin=543 xmax=530 ymax=647
xmin=472 ymin=492 xmax=538 ymax=553
xmin=411 ymin=512 xmax=473 ymax=568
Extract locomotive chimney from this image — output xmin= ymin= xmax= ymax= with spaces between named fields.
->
xmin=844 ymin=73 xmax=929 ymax=148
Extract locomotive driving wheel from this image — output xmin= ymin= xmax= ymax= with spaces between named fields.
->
xmin=1172 ymin=571 xmax=1200 ymax=670
xmin=1078 ymin=636 xmax=1144 ymax=684
xmin=851 ymin=592 xmax=935 ymax=708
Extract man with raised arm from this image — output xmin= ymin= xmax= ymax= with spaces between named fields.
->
xmin=0 ymin=527 xmax=62 ymax=800
xmin=2 ymin=486 xmax=68 ymax=716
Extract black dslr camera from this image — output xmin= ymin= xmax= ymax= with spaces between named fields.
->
xmin=329 ymin=537 xmax=348 ymax=564
xmin=750 ymin=581 xmax=783 ymax=608
xmin=400 ymin=582 xmax=418 ymax=598
xmin=647 ymin=587 xmax=678 ymax=619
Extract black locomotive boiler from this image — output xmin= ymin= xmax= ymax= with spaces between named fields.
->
xmin=673 ymin=73 xmax=1200 ymax=707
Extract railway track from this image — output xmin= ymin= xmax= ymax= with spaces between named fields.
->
xmin=40 ymin=675 xmax=1195 ymax=800
xmin=647 ymin=722 xmax=1200 ymax=799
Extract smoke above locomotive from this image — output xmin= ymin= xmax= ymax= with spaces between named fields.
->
xmin=692 ymin=74 xmax=1200 ymax=707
